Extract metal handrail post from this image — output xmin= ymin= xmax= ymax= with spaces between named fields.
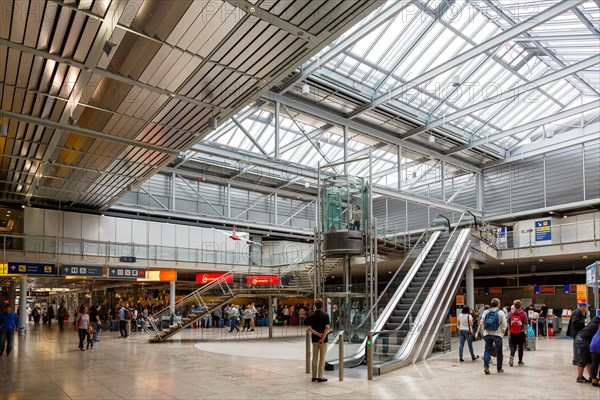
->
xmin=367 ymin=331 xmax=373 ymax=380
xmin=339 ymin=331 xmax=344 ymax=381
xmin=306 ymin=331 xmax=311 ymax=374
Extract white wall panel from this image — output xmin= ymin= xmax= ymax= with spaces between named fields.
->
xmin=44 ymin=209 xmax=62 ymax=237
xmin=161 ymin=223 xmax=176 ymax=247
xmin=115 ymin=218 xmax=132 ymax=243
xmin=24 ymin=208 xmax=45 ymax=236
xmin=63 ymin=212 xmax=82 ymax=239
xmin=98 ymin=216 xmax=116 ymax=242
xmin=148 ymin=221 xmax=162 ymax=246
xmin=176 ymin=225 xmax=190 ymax=248
xmin=132 ymin=220 xmax=148 ymax=245
xmin=81 ymin=214 xmax=99 ymax=241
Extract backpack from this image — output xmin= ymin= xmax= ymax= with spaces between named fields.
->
xmin=123 ymin=308 xmax=131 ymax=320
xmin=483 ymin=309 xmax=500 ymax=331
xmin=509 ymin=310 xmax=524 ymax=334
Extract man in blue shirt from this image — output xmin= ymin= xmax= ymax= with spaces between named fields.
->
xmin=0 ymin=304 xmax=20 ymax=356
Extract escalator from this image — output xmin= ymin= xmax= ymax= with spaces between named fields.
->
xmin=327 ymin=212 xmax=476 ymax=373
xmin=326 ymin=214 xmax=451 ymax=369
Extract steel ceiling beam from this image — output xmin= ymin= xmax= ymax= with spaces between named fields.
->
xmin=264 ymin=92 xmax=482 ymax=173
xmin=3 ymin=111 xmax=179 ymax=156
xmin=484 ymin=123 xmax=600 ymax=167
xmin=0 ymin=39 xmax=225 ymax=112
xmin=231 ymin=117 xmax=268 ymax=156
xmin=347 ymin=0 xmax=587 ymax=119
xmin=401 ymin=55 xmax=600 ymax=139
xmin=275 ymin=0 xmax=414 ymax=93
xmin=446 ymin=101 xmax=600 ymax=155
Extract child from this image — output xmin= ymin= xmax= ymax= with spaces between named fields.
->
xmin=86 ymin=325 xmax=95 ymax=351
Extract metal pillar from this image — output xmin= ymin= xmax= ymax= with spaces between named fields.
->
xmin=397 ymin=145 xmax=402 ymax=190
xmin=274 ymin=101 xmax=280 ymax=158
xmin=8 ymin=281 xmax=16 ymax=309
xmin=171 ymin=172 xmax=176 ymax=210
xmin=268 ymin=296 xmax=274 ymax=339
xmin=19 ymin=275 xmax=28 ymax=335
xmin=475 ymin=172 xmax=484 ymax=211
xmin=466 ymin=262 xmax=475 ymax=309
xmin=169 ymin=280 xmax=176 ymax=310
xmin=343 ymin=125 xmax=348 ymax=175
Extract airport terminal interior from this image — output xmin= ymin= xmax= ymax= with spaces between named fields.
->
xmin=0 ymin=0 xmax=599 ymax=399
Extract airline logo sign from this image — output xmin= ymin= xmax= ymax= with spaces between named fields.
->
xmin=246 ymin=275 xmax=279 ymax=285
xmin=7 ymin=262 xmax=57 ymax=276
xmin=61 ymin=265 xmax=103 ymax=277
xmin=196 ymin=273 xmax=233 ymax=284
xmin=108 ymin=267 xmax=147 ymax=279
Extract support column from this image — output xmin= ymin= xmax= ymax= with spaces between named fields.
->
xmin=274 ymin=102 xmax=280 ymax=159
xmin=171 ymin=173 xmax=176 ymax=211
xmin=466 ymin=263 xmax=475 ymax=309
xmin=268 ymin=296 xmax=273 ymax=339
xmin=440 ymin=161 xmax=446 ymax=202
xmin=19 ymin=275 xmax=28 ymax=335
xmin=475 ymin=172 xmax=484 ymax=211
xmin=169 ymin=281 xmax=176 ymax=311
xmin=343 ymin=125 xmax=348 ymax=175
xmin=397 ymin=145 xmax=402 ymax=190
xmin=8 ymin=281 xmax=16 ymax=309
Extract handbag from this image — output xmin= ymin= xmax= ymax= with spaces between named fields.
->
xmin=467 ymin=315 xmax=473 ymax=336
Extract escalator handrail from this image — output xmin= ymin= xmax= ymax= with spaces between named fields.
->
xmin=353 ymin=213 xmax=451 ymax=331
xmin=393 ymin=212 xmax=473 ymax=334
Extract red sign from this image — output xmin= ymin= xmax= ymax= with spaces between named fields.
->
xmin=489 ymin=287 xmax=503 ymax=295
xmin=540 ymin=285 xmax=555 ymax=294
xmin=196 ymin=273 xmax=233 ymax=284
xmin=246 ymin=275 xmax=280 ymax=285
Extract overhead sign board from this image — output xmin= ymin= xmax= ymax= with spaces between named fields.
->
xmin=7 ymin=262 xmax=57 ymax=276
xmin=246 ymin=275 xmax=280 ymax=285
xmin=196 ymin=273 xmax=233 ymax=284
xmin=119 ymin=256 xmax=137 ymax=263
xmin=61 ymin=264 xmax=104 ymax=277
xmin=535 ymin=220 xmax=551 ymax=241
xmin=108 ymin=267 xmax=147 ymax=279
xmin=27 ymin=291 xmax=50 ymax=297
xmin=540 ymin=285 xmax=555 ymax=295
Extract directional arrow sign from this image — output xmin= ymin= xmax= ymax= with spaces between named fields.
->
xmin=60 ymin=264 xmax=103 ymax=277
xmin=6 ymin=262 xmax=57 ymax=276
xmin=107 ymin=267 xmax=147 ymax=279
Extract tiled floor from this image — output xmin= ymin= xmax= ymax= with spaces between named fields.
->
xmin=1 ymin=322 xmax=599 ymax=399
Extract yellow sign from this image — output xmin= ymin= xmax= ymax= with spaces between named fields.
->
xmin=456 ymin=295 xmax=465 ymax=305
xmin=44 ymin=266 xmax=53 ymax=273
xmin=577 ymin=284 xmax=587 ymax=304
xmin=0 ymin=263 xmax=7 ymax=275
xmin=18 ymin=264 xmax=26 ymax=272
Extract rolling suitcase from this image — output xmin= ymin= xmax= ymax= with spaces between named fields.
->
xmin=526 ymin=336 xmax=536 ymax=351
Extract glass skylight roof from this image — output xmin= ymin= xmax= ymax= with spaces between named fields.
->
xmin=203 ymin=0 xmax=597 ymax=189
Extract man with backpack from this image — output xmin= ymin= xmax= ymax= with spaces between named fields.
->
xmin=480 ymin=298 xmax=507 ymax=375
xmin=119 ymin=302 xmax=131 ymax=338
xmin=508 ymin=300 xmax=528 ymax=367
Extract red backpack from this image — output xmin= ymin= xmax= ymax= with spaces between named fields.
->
xmin=509 ymin=310 xmax=524 ymax=334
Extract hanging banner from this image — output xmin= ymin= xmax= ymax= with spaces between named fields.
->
xmin=563 ymin=284 xmax=571 ymax=294
xmin=196 ymin=273 xmax=233 ymax=284
xmin=534 ymin=285 xmax=540 ymax=295
xmin=577 ymin=284 xmax=587 ymax=304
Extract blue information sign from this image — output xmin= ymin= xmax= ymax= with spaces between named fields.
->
xmin=8 ymin=262 xmax=57 ymax=276
xmin=108 ymin=267 xmax=147 ymax=279
xmin=535 ymin=220 xmax=552 ymax=241
xmin=61 ymin=264 xmax=104 ymax=277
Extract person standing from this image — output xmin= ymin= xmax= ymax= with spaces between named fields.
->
xmin=538 ymin=302 xmax=549 ymax=337
xmin=89 ymin=304 xmax=101 ymax=342
xmin=568 ymin=303 xmax=588 ymax=365
xmin=350 ymin=205 xmax=362 ymax=231
xmin=249 ymin=302 xmax=257 ymax=331
xmin=508 ymin=300 xmax=528 ymax=367
xmin=457 ymin=306 xmax=479 ymax=362
xmin=47 ymin=304 xmax=55 ymax=326
xmin=305 ymin=299 xmax=331 ymax=383
xmin=590 ymin=326 xmax=600 ymax=386
xmin=299 ymin=306 xmax=307 ymax=326
xmin=575 ymin=316 xmax=600 ymax=383
xmin=76 ymin=306 xmax=90 ymax=351
xmin=119 ymin=302 xmax=128 ymax=338
xmin=229 ymin=305 xmax=240 ymax=333
xmin=57 ymin=303 xmax=67 ymax=329
xmin=0 ymin=304 xmax=20 ymax=356
xmin=480 ymin=298 xmax=507 ymax=375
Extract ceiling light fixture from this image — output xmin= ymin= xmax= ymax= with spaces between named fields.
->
xmin=67 ymin=115 xmax=77 ymax=125
xmin=248 ymin=5 xmax=256 ymax=13
xmin=538 ymin=259 xmax=544 ymax=262
xmin=103 ymin=40 xmax=117 ymax=56
xmin=0 ymin=123 xmax=7 ymax=137
xmin=583 ymin=255 xmax=589 ymax=259
xmin=563 ymin=215 xmax=568 ymax=219
xmin=545 ymin=128 xmax=554 ymax=139
xmin=302 ymin=83 xmax=310 ymax=95
xmin=450 ymin=75 xmax=460 ymax=87
xmin=208 ymin=116 xmax=218 ymax=130
xmin=428 ymin=134 xmax=435 ymax=143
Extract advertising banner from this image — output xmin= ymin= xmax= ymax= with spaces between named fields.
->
xmin=245 ymin=275 xmax=280 ymax=285
xmin=196 ymin=273 xmax=233 ymax=284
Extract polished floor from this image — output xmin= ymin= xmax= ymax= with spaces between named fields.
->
xmin=1 ymin=322 xmax=599 ymax=399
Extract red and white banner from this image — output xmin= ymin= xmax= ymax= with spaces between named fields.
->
xmin=245 ymin=275 xmax=279 ymax=285
xmin=196 ymin=273 xmax=233 ymax=284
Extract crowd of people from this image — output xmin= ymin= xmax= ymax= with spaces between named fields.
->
xmin=567 ymin=302 xmax=600 ymax=386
